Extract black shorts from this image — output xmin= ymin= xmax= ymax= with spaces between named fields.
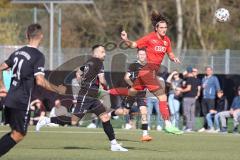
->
xmin=4 ymin=107 xmax=30 ymax=135
xmin=202 ymin=98 xmax=215 ymax=111
xmin=74 ymin=96 xmax=106 ymax=118
xmin=110 ymin=95 xmax=124 ymax=109
xmin=122 ymin=95 xmax=146 ymax=110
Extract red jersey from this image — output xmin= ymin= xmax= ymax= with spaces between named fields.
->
xmin=136 ymin=32 xmax=173 ymax=66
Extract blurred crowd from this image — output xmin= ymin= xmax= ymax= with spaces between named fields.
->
xmin=1 ymin=57 xmax=240 ymax=135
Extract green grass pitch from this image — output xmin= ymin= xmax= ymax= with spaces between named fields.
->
xmin=0 ymin=126 xmax=240 ymax=160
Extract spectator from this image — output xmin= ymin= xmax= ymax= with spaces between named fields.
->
xmin=177 ymin=66 xmax=199 ymax=132
xmin=166 ymin=70 xmax=183 ymax=129
xmin=49 ymin=99 xmax=71 ymax=118
xmin=199 ymin=66 xmax=220 ymax=132
xmin=146 ymin=89 xmax=164 ymax=131
xmin=192 ymin=68 xmax=202 ymax=116
xmin=219 ymin=87 xmax=240 ymax=134
xmin=71 ymin=70 xmax=82 ymax=105
xmin=49 ymin=99 xmax=72 ymax=126
xmin=30 ymin=99 xmax=46 ymax=125
xmin=0 ymin=98 xmax=4 ymax=125
xmin=2 ymin=69 xmax=12 ymax=92
xmin=206 ymin=90 xmax=228 ymax=132
xmin=0 ymin=69 xmax=12 ymax=125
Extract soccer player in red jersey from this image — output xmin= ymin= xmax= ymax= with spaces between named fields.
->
xmin=109 ymin=11 xmax=182 ymax=134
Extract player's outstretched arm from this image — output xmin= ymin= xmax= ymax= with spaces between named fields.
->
xmin=98 ymin=73 xmax=108 ymax=90
xmin=35 ymin=74 xmax=66 ymax=95
xmin=121 ymin=31 xmax=137 ymax=48
xmin=167 ymin=52 xmax=181 ymax=64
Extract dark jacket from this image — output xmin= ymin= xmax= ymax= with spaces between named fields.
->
xmin=215 ymin=96 xmax=228 ymax=112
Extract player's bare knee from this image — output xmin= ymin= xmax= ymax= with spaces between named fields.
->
xmin=123 ymin=109 xmax=129 ymax=115
xmin=99 ymin=113 xmax=110 ymax=122
xmin=11 ymin=131 xmax=25 ymax=143
xmin=140 ymin=106 xmax=147 ymax=113
xmin=115 ymin=108 xmax=123 ymax=115
xmin=139 ymin=106 xmax=148 ymax=122
xmin=141 ymin=114 xmax=148 ymax=123
xmin=157 ymin=94 xmax=167 ymax=101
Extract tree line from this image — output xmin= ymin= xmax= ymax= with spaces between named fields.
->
xmin=0 ymin=0 xmax=239 ymax=51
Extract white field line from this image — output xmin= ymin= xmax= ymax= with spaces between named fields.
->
xmin=0 ymin=129 xmax=239 ymax=137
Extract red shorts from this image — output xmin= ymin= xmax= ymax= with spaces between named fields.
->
xmin=133 ymin=64 xmax=163 ymax=92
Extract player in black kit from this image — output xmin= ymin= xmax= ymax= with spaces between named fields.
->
xmin=36 ymin=45 xmax=128 ymax=152
xmin=0 ymin=23 xmax=66 ymax=157
xmin=110 ymin=48 xmax=152 ymax=141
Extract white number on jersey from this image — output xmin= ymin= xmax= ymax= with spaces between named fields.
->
xmin=12 ymin=57 xmax=24 ymax=80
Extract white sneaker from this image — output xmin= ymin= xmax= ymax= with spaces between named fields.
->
xmin=198 ymin=128 xmax=206 ymax=132
xmin=215 ymin=128 xmax=220 ymax=132
xmin=36 ymin=117 xmax=49 ymax=132
xmin=86 ymin=123 xmax=97 ymax=129
xmin=156 ymin=125 xmax=162 ymax=131
xmin=184 ymin=128 xmax=194 ymax=133
xmin=111 ymin=143 xmax=128 ymax=152
xmin=206 ymin=128 xmax=215 ymax=133
xmin=125 ymin=123 xmax=132 ymax=130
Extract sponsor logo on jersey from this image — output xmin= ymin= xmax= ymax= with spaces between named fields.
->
xmin=155 ymin=46 xmax=167 ymax=52
xmin=163 ymin=40 xmax=168 ymax=46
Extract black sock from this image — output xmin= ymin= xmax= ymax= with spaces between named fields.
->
xmin=0 ymin=132 xmax=17 ymax=157
xmin=102 ymin=120 xmax=115 ymax=141
xmin=111 ymin=111 xmax=117 ymax=117
xmin=141 ymin=124 xmax=148 ymax=130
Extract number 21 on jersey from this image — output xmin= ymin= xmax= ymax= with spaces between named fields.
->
xmin=12 ymin=57 xmax=24 ymax=80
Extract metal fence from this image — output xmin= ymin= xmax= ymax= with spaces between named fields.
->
xmin=1 ymin=45 xmax=240 ymax=74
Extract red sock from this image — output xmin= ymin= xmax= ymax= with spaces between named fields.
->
xmin=159 ymin=101 xmax=170 ymax=120
xmin=109 ymin=88 xmax=129 ymax=96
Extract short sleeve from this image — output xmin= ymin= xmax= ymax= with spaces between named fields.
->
xmin=127 ymin=63 xmax=135 ymax=73
xmin=136 ymin=35 xmax=149 ymax=49
xmin=34 ymin=54 xmax=45 ymax=76
xmin=4 ymin=53 xmax=14 ymax=68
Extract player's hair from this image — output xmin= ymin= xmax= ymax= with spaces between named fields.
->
xmin=92 ymin=44 xmax=104 ymax=53
xmin=137 ymin=47 xmax=146 ymax=53
xmin=205 ymin=66 xmax=213 ymax=70
xmin=26 ymin=23 xmax=42 ymax=40
xmin=151 ymin=10 xmax=169 ymax=29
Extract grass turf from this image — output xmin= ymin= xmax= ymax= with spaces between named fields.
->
xmin=0 ymin=126 xmax=240 ymax=160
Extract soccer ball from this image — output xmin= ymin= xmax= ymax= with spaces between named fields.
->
xmin=215 ymin=8 xmax=230 ymax=22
